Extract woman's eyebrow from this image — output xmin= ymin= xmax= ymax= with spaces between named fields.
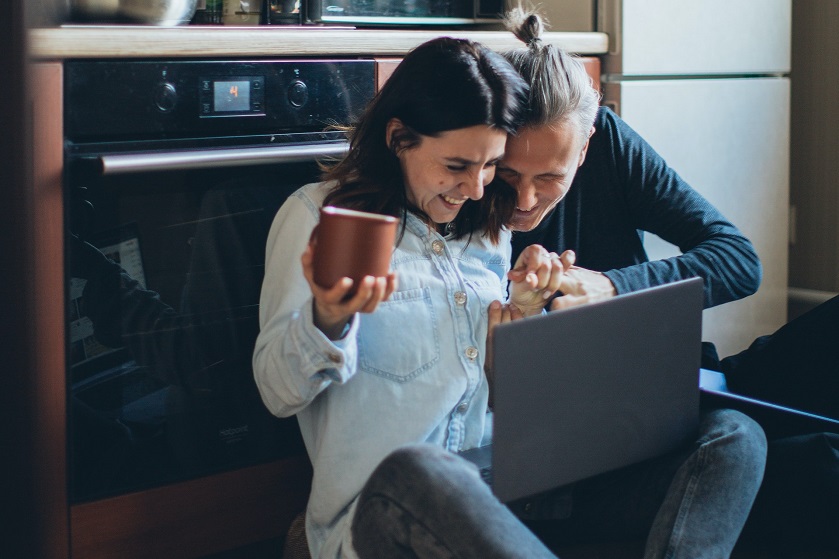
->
xmin=444 ymin=156 xmax=476 ymax=165
xmin=445 ymin=152 xmax=506 ymax=166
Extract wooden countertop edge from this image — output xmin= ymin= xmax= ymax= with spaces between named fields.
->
xmin=28 ymin=26 xmax=608 ymax=59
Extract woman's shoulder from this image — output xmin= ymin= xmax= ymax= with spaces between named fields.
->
xmin=287 ymin=181 xmax=337 ymax=215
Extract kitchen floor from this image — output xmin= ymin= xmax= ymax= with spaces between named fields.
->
xmin=202 ymin=539 xmax=839 ymax=559
xmin=202 ymin=538 xmax=284 ymax=558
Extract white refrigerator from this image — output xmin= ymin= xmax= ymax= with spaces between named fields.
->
xmin=544 ymin=0 xmax=791 ymax=358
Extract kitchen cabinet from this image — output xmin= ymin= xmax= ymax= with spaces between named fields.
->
xmin=32 ymin=59 xmax=313 ymax=559
xmin=537 ymin=0 xmax=793 ymax=360
xmin=30 ymin=60 xmax=69 ymax=559
xmin=599 ymin=0 xmax=791 ymax=359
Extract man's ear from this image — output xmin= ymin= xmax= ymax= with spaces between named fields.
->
xmin=385 ymin=118 xmax=404 ymax=152
xmin=578 ymin=126 xmax=596 ymax=167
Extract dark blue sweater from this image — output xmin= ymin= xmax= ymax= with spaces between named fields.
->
xmin=511 ymin=107 xmax=762 ymax=309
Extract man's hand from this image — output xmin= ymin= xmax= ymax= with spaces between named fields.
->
xmin=508 ymin=245 xmax=574 ymax=316
xmin=551 ymin=266 xmax=617 ymax=311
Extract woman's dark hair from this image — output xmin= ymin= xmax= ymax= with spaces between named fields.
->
xmin=322 ymin=37 xmax=528 ymax=244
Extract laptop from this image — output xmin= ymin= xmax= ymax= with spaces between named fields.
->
xmin=460 ymin=277 xmax=704 ymax=503
xmin=699 ymin=369 xmax=839 ymax=439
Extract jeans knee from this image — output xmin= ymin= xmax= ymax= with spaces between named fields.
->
xmin=360 ymin=444 xmax=478 ymax=507
xmin=376 ymin=443 xmax=463 ymax=484
xmin=701 ymin=408 xmax=768 ymax=473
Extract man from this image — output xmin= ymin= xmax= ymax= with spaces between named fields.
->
xmin=494 ymin=8 xmax=837 ymax=554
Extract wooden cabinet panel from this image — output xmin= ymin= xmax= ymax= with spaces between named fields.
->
xmin=30 ymin=61 xmax=70 ymax=559
xmin=374 ymin=57 xmax=402 ymax=91
xmin=71 ymin=456 xmax=312 ymax=558
xmin=580 ymin=56 xmax=601 ymax=93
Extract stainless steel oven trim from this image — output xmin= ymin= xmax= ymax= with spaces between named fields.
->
xmin=98 ymin=141 xmax=349 ymax=175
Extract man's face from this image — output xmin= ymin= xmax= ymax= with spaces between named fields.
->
xmin=497 ymin=122 xmax=591 ymax=232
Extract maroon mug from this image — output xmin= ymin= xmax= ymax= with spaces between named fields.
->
xmin=312 ymin=206 xmax=398 ymax=290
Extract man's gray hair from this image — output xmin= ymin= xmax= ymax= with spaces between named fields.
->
xmin=503 ymin=6 xmax=601 ymax=143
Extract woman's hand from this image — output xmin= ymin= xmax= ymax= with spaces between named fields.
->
xmin=507 ymin=245 xmax=575 ymax=316
xmin=301 ymin=242 xmax=398 ymax=340
xmin=485 ymin=300 xmax=524 ymax=408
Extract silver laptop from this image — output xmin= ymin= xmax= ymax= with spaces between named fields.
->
xmin=461 ymin=277 xmax=704 ymax=503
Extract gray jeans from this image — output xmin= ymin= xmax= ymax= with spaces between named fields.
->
xmin=351 ymin=409 xmax=767 ymax=559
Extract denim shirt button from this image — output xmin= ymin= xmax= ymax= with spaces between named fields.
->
xmin=327 ymin=353 xmax=342 ymax=364
xmin=431 ymin=240 xmax=445 ymax=255
xmin=454 ymin=291 xmax=467 ymax=306
xmin=465 ymin=346 xmax=478 ymax=361
xmin=456 ymin=401 xmax=468 ymax=413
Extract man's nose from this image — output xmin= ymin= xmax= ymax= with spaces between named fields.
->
xmin=516 ymin=180 xmax=538 ymax=210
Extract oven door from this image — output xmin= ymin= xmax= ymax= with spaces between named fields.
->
xmin=64 ymin=57 xmax=374 ymax=506
xmin=65 ymin=141 xmax=343 ymax=503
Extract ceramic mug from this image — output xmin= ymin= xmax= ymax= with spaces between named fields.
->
xmin=312 ymin=206 xmax=398 ymax=290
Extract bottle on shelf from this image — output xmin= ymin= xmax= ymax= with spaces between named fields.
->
xmin=191 ymin=0 xmax=223 ymax=24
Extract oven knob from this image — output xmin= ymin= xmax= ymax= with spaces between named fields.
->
xmin=154 ymin=82 xmax=178 ymax=112
xmin=288 ymin=80 xmax=309 ymax=107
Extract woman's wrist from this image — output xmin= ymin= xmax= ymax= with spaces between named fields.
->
xmin=313 ymin=300 xmax=352 ymax=340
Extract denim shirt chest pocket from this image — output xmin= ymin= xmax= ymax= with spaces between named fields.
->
xmin=357 ymin=286 xmax=441 ymax=382
xmin=463 ymin=278 xmax=504 ymax=319
xmin=459 ymin=253 xmax=509 ymax=318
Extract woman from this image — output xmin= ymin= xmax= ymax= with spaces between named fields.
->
xmin=252 ymin=37 xmax=563 ymax=558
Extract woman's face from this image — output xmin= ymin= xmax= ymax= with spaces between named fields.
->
xmin=388 ymin=120 xmax=508 ymax=225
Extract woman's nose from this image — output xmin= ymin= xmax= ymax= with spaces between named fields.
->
xmin=462 ymin=170 xmax=486 ymax=200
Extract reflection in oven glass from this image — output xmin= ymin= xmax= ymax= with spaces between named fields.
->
xmin=67 ymin=165 xmax=312 ymax=502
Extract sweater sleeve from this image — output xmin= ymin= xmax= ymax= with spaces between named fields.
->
xmin=597 ymin=108 xmax=762 ymax=309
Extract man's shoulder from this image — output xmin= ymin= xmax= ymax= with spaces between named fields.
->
xmin=594 ymin=105 xmax=626 ymax=134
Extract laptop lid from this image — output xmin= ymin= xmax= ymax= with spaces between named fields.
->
xmin=699 ymin=369 xmax=839 ymax=439
xmin=490 ymin=277 xmax=704 ymax=503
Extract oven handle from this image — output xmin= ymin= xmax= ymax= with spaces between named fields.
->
xmin=98 ymin=141 xmax=349 ymax=175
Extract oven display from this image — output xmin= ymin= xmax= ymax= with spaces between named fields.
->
xmin=214 ymin=80 xmax=250 ymax=112
xmin=200 ymin=76 xmax=264 ymax=117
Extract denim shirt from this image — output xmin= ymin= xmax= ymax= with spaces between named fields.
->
xmin=253 ymin=182 xmax=511 ymax=559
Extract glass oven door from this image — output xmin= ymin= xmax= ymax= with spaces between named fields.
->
xmin=64 ymin=58 xmax=374 ymax=504
xmin=66 ymin=154 xmax=324 ymax=503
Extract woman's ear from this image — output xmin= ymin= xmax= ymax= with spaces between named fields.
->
xmin=385 ymin=118 xmax=404 ymax=153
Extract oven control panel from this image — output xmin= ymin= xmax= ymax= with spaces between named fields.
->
xmin=64 ymin=59 xmax=376 ymax=145
xmin=198 ymin=76 xmax=265 ymax=116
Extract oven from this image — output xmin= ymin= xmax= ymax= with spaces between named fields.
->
xmin=63 ymin=58 xmax=375 ymax=505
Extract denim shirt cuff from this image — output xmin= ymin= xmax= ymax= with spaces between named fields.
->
xmin=298 ymin=300 xmax=358 ymax=384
